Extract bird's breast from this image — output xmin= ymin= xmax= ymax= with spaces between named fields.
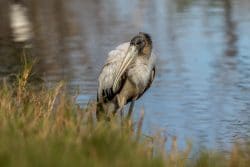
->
xmin=127 ymin=61 xmax=151 ymax=90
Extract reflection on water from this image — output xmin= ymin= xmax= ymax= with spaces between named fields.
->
xmin=1 ymin=0 xmax=250 ymax=150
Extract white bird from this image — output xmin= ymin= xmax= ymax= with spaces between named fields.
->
xmin=97 ymin=32 xmax=156 ymax=119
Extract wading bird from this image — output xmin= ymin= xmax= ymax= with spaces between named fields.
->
xmin=97 ymin=32 xmax=156 ymax=119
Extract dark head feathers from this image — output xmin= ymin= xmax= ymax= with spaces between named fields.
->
xmin=139 ymin=32 xmax=152 ymax=47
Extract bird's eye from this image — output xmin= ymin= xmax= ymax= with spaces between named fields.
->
xmin=136 ymin=40 xmax=142 ymax=45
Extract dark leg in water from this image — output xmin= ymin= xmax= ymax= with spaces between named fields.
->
xmin=96 ymin=102 xmax=112 ymax=121
xmin=114 ymin=107 xmax=124 ymax=120
xmin=127 ymin=101 xmax=135 ymax=119
xmin=96 ymin=102 xmax=105 ymax=121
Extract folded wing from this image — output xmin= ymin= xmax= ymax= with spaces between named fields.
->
xmin=97 ymin=42 xmax=130 ymax=103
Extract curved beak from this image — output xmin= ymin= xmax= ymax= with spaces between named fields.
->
xmin=112 ymin=45 xmax=138 ymax=92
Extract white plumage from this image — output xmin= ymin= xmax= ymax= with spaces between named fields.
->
xmin=97 ymin=33 xmax=156 ymax=119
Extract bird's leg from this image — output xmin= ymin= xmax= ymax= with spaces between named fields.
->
xmin=127 ymin=101 xmax=135 ymax=120
xmin=96 ymin=102 xmax=105 ymax=121
xmin=117 ymin=95 xmax=126 ymax=108
xmin=118 ymin=107 xmax=124 ymax=125
xmin=117 ymin=95 xmax=126 ymax=117
xmin=116 ymin=94 xmax=127 ymax=123
xmin=120 ymin=107 xmax=124 ymax=119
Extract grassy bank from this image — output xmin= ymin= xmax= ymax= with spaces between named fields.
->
xmin=0 ymin=81 xmax=163 ymax=166
xmin=0 ymin=62 xmax=182 ymax=167
xmin=0 ymin=62 xmax=249 ymax=167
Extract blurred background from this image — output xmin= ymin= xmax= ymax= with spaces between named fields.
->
xmin=0 ymin=0 xmax=250 ymax=151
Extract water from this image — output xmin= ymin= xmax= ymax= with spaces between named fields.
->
xmin=1 ymin=0 xmax=250 ymax=151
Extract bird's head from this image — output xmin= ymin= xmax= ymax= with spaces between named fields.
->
xmin=130 ymin=32 xmax=152 ymax=56
xmin=112 ymin=32 xmax=153 ymax=92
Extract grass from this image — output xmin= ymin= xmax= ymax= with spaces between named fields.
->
xmin=0 ymin=60 xmax=177 ymax=167
xmin=0 ymin=59 xmax=249 ymax=167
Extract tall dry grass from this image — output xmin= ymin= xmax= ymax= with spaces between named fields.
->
xmin=0 ymin=59 xmax=183 ymax=167
xmin=0 ymin=58 xmax=249 ymax=167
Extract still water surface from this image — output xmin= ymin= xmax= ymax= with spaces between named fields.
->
xmin=1 ymin=0 xmax=250 ymax=151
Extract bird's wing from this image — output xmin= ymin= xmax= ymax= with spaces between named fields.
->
xmin=97 ymin=42 xmax=130 ymax=102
